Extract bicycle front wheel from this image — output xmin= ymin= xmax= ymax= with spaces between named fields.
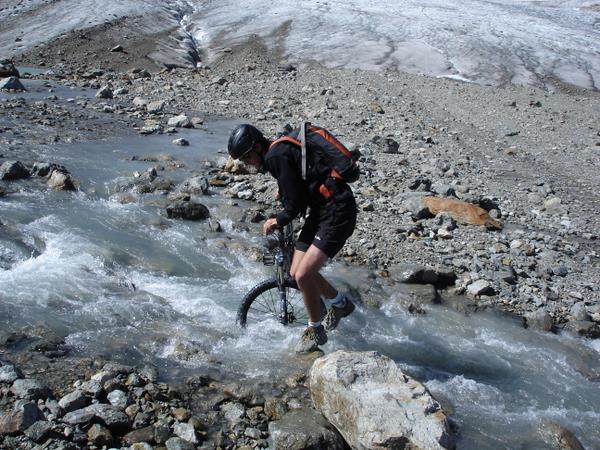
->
xmin=237 ymin=278 xmax=308 ymax=328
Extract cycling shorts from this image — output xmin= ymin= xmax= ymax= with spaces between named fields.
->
xmin=296 ymin=182 xmax=357 ymax=258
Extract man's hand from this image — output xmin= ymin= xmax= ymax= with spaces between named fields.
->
xmin=263 ymin=218 xmax=279 ymax=235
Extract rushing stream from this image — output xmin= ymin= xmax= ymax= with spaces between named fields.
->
xmin=1 ymin=92 xmax=600 ymax=448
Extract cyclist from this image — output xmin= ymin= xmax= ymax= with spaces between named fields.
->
xmin=228 ymin=124 xmax=357 ymax=353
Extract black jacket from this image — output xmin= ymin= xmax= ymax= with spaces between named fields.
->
xmin=264 ymin=141 xmax=313 ymax=227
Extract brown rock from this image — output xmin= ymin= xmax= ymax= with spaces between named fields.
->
xmin=421 ymin=196 xmax=502 ymax=230
xmin=123 ymin=425 xmax=154 ymax=445
xmin=538 ymin=420 xmax=585 ymax=450
xmin=87 ymin=423 xmax=114 ymax=446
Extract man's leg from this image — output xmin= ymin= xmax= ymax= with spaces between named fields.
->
xmin=293 ymin=245 xmax=331 ymax=322
xmin=290 ymin=249 xmax=337 ymax=300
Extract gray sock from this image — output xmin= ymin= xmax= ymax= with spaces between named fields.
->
xmin=330 ymin=292 xmax=346 ymax=308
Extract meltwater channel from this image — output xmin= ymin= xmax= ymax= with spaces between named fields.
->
xmin=1 ymin=105 xmax=600 ymax=449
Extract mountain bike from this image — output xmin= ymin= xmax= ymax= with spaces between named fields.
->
xmin=237 ymin=223 xmax=316 ymax=327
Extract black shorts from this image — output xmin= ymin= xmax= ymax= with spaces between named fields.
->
xmin=296 ymin=182 xmax=357 ymax=258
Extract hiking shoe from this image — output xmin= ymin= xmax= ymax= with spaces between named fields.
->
xmin=324 ymin=298 xmax=355 ymax=331
xmin=294 ymin=325 xmax=328 ymax=353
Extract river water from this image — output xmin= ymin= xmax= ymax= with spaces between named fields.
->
xmin=1 ymin=89 xmax=600 ymax=449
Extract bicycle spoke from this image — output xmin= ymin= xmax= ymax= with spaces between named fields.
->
xmin=248 ymin=306 xmax=276 ymax=315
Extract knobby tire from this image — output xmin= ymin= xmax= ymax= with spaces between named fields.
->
xmin=237 ymin=278 xmax=309 ymax=327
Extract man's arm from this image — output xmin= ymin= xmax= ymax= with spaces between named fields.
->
xmin=265 ymin=150 xmax=308 ymax=228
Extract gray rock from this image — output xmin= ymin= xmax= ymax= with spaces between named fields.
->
xmin=166 ymin=201 xmax=210 ymax=221
xmin=570 ymin=302 xmax=590 ymax=321
xmin=95 ymin=85 xmax=113 ymax=99
xmin=467 ymin=280 xmax=496 ymax=297
xmin=63 ymin=403 xmax=129 ymax=430
xmin=525 ymin=309 xmax=554 ymax=332
xmin=167 ymin=114 xmax=192 ymax=128
xmin=268 ymin=409 xmax=346 ymax=450
xmin=392 ymin=283 xmax=437 ymax=311
xmin=166 ymin=436 xmax=196 ymax=450
xmin=382 ymin=137 xmax=399 ymax=154
xmin=0 ymin=160 xmax=29 ymax=180
xmin=86 ymin=403 xmax=130 ymax=430
xmin=220 ymin=402 xmax=245 ymax=424
xmin=245 ymin=427 xmax=262 ymax=439
xmin=543 ymin=196 xmax=563 ymax=213
xmin=0 ymin=76 xmax=25 ymax=91
xmin=172 ymin=138 xmax=190 ymax=146
xmin=11 ymin=378 xmax=51 ymax=400
xmin=62 ymin=408 xmax=96 ymax=425
xmin=24 ymin=420 xmax=53 ymax=443
xmin=211 ymin=76 xmax=227 ymax=85
xmin=147 ymin=100 xmax=166 ymax=113
xmin=179 ymin=176 xmax=209 ymax=195
xmin=397 ymin=193 xmax=433 ymax=219
xmin=0 ymin=401 xmax=43 ymax=435
xmin=0 ymin=60 xmax=19 ymax=77
xmin=80 ymin=379 xmax=103 ymax=397
xmin=47 ymin=169 xmax=76 ymax=191
xmin=133 ymin=97 xmax=148 ymax=107
xmin=495 ymin=267 xmax=517 ymax=284
xmin=107 ymin=389 xmax=131 ymax=409
xmin=154 ymin=420 xmax=172 ymax=443
xmin=0 ymin=364 xmax=22 ymax=383
xmin=310 ymin=351 xmax=455 ymax=450
xmin=173 ymin=422 xmax=197 ymax=443
xmin=140 ymin=365 xmax=158 ymax=382
xmin=566 ymin=320 xmax=600 ymax=338
xmin=58 ymin=390 xmax=86 ymax=412
xmin=391 ymin=263 xmax=439 ymax=284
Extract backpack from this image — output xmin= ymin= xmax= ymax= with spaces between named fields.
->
xmin=269 ymin=122 xmax=360 ymax=184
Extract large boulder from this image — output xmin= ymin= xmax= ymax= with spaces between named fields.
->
xmin=268 ymin=409 xmax=347 ymax=450
xmin=421 ymin=196 xmax=502 ymax=230
xmin=310 ymin=351 xmax=455 ymax=450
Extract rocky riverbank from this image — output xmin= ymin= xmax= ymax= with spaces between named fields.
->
xmin=1 ymin=22 xmax=599 ymax=449
xmin=7 ymin=34 xmax=600 ymax=332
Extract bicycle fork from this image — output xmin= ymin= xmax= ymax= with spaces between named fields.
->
xmin=276 ymin=254 xmax=288 ymax=325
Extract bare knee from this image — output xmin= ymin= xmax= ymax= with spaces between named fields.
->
xmin=294 ymin=267 xmax=313 ymax=289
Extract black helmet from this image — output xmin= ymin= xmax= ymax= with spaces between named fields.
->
xmin=227 ymin=124 xmax=266 ymax=159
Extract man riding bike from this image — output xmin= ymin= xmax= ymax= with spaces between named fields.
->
xmin=228 ymin=123 xmax=357 ymax=353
